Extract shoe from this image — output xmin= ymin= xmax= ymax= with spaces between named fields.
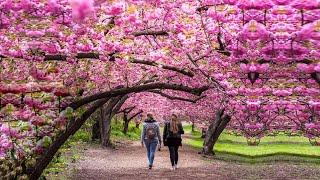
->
xmin=171 ymin=166 xmax=175 ymax=171
xmin=149 ymin=165 xmax=152 ymax=169
xmin=175 ymin=164 xmax=178 ymax=169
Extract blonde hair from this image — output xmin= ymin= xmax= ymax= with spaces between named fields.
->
xmin=170 ymin=114 xmax=180 ymax=134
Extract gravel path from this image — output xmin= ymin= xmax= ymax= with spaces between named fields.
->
xmin=68 ymin=140 xmax=320 ymax=180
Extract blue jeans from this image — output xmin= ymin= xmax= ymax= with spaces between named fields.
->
xmin=144 ymin=139 xmax=158 ymax=166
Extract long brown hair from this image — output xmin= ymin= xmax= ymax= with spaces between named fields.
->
xmin=170 ymin=114 xmax=180 ymax=133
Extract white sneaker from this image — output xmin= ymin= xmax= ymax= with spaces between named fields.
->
xmin=171 ymin=166 xmax=175 ymax=171
xmin=175 ymin=164 xmax=178 ymax=169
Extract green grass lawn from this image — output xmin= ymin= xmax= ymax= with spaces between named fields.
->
xmin=183 ymin=125 xmax=320 ymax=163
xmin=111 ymin=120 xmax=141 ymax=141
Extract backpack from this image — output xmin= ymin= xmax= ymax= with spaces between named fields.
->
xmin=146 ymin=125 xmax=157 ymax=139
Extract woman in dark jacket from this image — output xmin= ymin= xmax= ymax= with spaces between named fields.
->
xmin=163 ymin=114 xmax=184 ymax=170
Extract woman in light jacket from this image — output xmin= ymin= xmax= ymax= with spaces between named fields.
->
xmin=141 ymin=113 xmax=161 ymax=169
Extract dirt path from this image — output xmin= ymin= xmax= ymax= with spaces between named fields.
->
xmin=66 ymin=140 xmax=320 ymax=180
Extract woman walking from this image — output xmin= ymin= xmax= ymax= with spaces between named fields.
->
xmin=141 ymin=113 xmax=161 ymax=169
xmin=163 ymin=114 xmax=184 ymax=170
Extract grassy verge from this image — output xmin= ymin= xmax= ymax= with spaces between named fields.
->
xmin=111 ymin=120 xmax=141 ymax=141
xmin=183 ymin=125 xmax=320 ymax=164
xmin=44 ymin=129 xmax=91 ymax=179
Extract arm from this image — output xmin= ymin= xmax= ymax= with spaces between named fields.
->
xmin=179 ymin=123 xmax=184 ymax=134
xmin=141 ymin=123 xmax=145 ymax=144
xmin=157 ymin=123 xmax=162 ymax=145
xmin=163 ymin=122 xmax=167 ymax=142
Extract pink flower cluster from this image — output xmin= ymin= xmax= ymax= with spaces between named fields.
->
xmin=240 ymin=63 xmax=270 ymax=73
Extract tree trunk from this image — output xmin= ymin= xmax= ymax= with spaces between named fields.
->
xmin=101 ymin=111 xmax=113 ymax=147
xmin=201 ymin=128 xmax=206 ymax=138
xmin=100 ymin=97 xmax=121 ymax=147
xmin=211 ymin=115 xmax=231 ymax=146
xmin=91 ymin=119 xmax=100 ymax=141
xmin=123 ymin=113 xmax=129 ymax=134
xmin=91 ymin=108 xmax=103 ymax=141
xmin=191 ymin=121 xmax=195 ymax=132
xmin=29 ymin=98 xmax=110 ymax=179
xmin=101 ymin=95 xmax=129 ymax=147
xmin=202 ymin=109 xmax=231 ymax=156
xmin=122 ymin=107 xmax=142 ymax=134
xmin=202 ymin=109 xmax=224 ymax=155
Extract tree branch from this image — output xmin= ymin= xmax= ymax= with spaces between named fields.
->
xmin=118 ymin=106 xmax=135 ymax=114
xmin=68 ymin=83 xmax=209 ymax=110
xmin=29 ymin=98 xmax=110 ymax=179
xmin=216 ymin=32 xmax=231 ymax=56
xmin=44 ymin=53 xmax=100 ymax=61
xmin=148 ymin=90 xmax=206 ymax=103
xmin=196 ymin=6 xmax=209 ymax=12
xmin=186 ymin=53 xmax=225 ymax=91
xmin=141 ymin=75 xmax=160 ymax=84
xmin=104 ymin=17 xmax=115 ymax=35
xmin=128 ymin=110 xmax=143 ymax=121
xmin=132 ymin=30 xmax=169 ymax=37
xmin=131 ymin=58 xmax=194 ymax=77
xmin=110 ymin=95 xmax=130 ymax=117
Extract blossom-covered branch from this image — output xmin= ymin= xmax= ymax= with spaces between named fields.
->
xmin=148 ymin=90 xmax=205 ymax=103
xmin=132 ymin=30 xmax=169 ymax=37
xmin=68 ymin=83 xmax=210 ymax=109
xmin=130 ymin=58 xmax=194 ymax=77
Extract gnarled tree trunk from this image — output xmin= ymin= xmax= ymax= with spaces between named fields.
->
xmin=123 ymin=113 xmax=129 ymax=134
xmin=122 ymin=109 xmax=143 ymax=134
xmin=135 ymin=122 xmax=140 ymax=128
xmin=100 ymin=111 xmax=112 ymax=147
xmin=191 ymin=120 xmax=195 ymax=132
xmin=91 ymin=108 xmax=103 ymax=141
xmin=201 ymin=128 xmax=206 ymax=138
xmin=29 ymin=98 xmax=110 ymax=179
xmin=101 ymin=95 xmax=129 ymax=147
xmin=201 ymin=108 xmax=231 ymax=155
xmin=91 ymin=119 xmax=100 ymax=141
